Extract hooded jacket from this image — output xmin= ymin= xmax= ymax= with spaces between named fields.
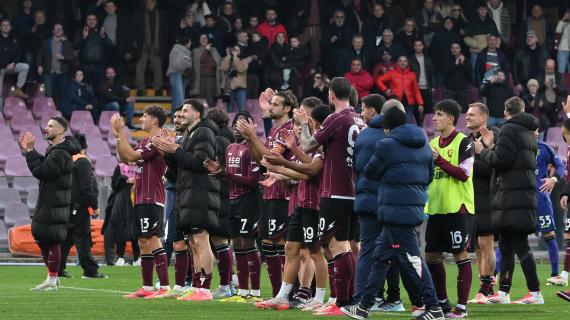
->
xmin=69 ymin=153 xmax=99 ymax=225
xmin=480 ymin=113 xmax=538 ymax=234
xmin=354 ymin=115 xmax=386 ymax=213
xmin=26 ymin=136 xmax=80 ymax=244
xmin=364 ymin=124 xmax=434 ymax=226
xmin=173 ymin=118 xmax=220 ymax=232
xmin=376 ymin=67 xmax=424 ymax=106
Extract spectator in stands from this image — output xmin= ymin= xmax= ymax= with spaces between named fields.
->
xmin=189 ymin=0 xmax=212 ymax=27
xmin=372 ymin=48 xmax=397 ymax=79
xmin=383 ymin=0 xmax=406 ymax=32
xmin=202 ymin=15 xmax=225 ymax=56
xmin=36 ymin=22 xmax=72 ymax=101
xmin=304 ymin=71 xmax=329 ymax=104
xmin=409 ymin=39 xmax=435 ymax=116
xmin=21 ymin=9 xmax=50 ymax=74
xmin=100 ymin=0 xmax=133 ymax=78
xmin=362 ymin=3 xmax=389 ymax=65
xmin=221 ymin=45 xmax=253 ymax=112
xmin=286 ymin=37 xmax=309 ymax=75
xmin=11 ymin=0 xmax=34 ymax=37
xmin=293 ymin=1 xmax=321 ymax=65
xmin=257 ymin=8 xmax=288 ymax=48
xmin=376 ymin=55 xmax=424 ymax=123
xmin=217 ymin=1 xmax=236 ymax=34
xmin=520 ymin=4 xmax=554 ymax=49
xmin=487 ymin=0 xmax=512 ymax=46
xmin=434 ymin=0 xmax=453 ymax=18
xmin=60 ymin=69 xmax=94 ymax=119
xmin=98 ymin=66 xmax=135 ymax=128
xmin=267 ymin=33 xmax=298 ymax=92
xmin=344 ymin=34 xmax=371 ymax=73
xmin=167 ymin=35 xmax=192 ymax=119
xmin=345 ymin=59 xmax=374 ymax=101
xmin=396 ymin=18 xmax=421 ymax=56
xmin=474 ymin=34 xmax=510 ymax=86
xmin=377 ymin=29 xmax=406 ymax=64
xmin=449 ymin=2 xmax=468 ymax=36
xmin=0 ymin=19 xmax=29 ymax=104
xmin=178 ymin=10 xmax=201 ymax=47
xmin=539 ymin=59 xmax=567 ymax=128
xmin=190 ymin=34 xmax=221 ymax=108
xmin=464 ymin=3 xmax=500 ymax=71
xmin=73 ymin=14 xmax=111 ymax=89
xmin=479 ymin=69 xmax=512 ymax=127
xmin=415 ymin=0 xmax=443 ymax=47
xmin=556 ymin=10 xmax=570 ymax=74
xmin=246 ymin=15 xmax=260 ymax=36
xmin=133 ymin=0 xmax=168 ymax=96
xmin=442 ymin=43 xmax=472 ymax=110
xmin=513 ymin=31 xmax=549 ymax=93
xmin=431 ymin=17 xmax=462 ymax=85
xmin=207 ymin=108 xmax=233 ymax=142
xmin=320 ymin=9 xmax=356 ymax=77
xmin=522 ymin=78 xmax=549 ymax=131
xmin=224 ymin=15 xmax=243 ymax=48
xmin=246 ymin=32 xmax=267 ymax=99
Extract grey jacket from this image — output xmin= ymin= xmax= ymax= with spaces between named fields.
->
xmin=189 ymin=46 xmax=221 ymax=96
xmin=166 ymin=44 xmax=192 ymax=76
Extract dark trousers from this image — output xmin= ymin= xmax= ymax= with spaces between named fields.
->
xmin=444 ymin=88 xmax=469 ymax=112
xmin=81 ymin=63 xmax=105 ymax=89
xmin=163 ymin=186 xmax=176 ymax=263
xmin=59 ymin=215 xmax=99 ymax=276
xmin=359 ymin=225 xmax=438 ymax=309
xmin=103 ymin=226 xmax=140 ymax=264
xmin=354 ymin=214 xmax=401 ymax=302
xmin=498 ymin=231 xmax=540 ymax=292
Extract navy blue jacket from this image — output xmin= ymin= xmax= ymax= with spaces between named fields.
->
xmin=354 ymin=115 xmax=385 ymax=213
xmin=364 ymin=124 xmax=434 ymax=227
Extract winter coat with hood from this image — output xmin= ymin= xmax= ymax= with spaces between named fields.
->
xmin=364 ymin=124 xmax=434 ymax=226
xmin=469 ymin=126 xmax=500 ymax=216
xmin=26 ymin=136 xmax=81 ymax=244
xmin=69 ymin=153 xmax=99 ymax=226
xmin=376 ymin=67 xmax=424 ymax=106
xmin=102 ymin=165 xmax=136 ymax=243
xmin=354 ymin=114 xmax=386 ymax=213
xmin=171 ymin=118 xmax=220 ymax=232
xmin=480 ymin=113 xmax=538 ymax=234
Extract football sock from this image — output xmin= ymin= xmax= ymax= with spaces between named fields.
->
xmin=234 ymin=249 xmax=250 ymax=290
xmin=479 ymin=275 xmax=493 ymax=296
xmin=427 ymin=260 xmax=448 ymax=301
xmin=152 ymin=248 xmax=170 ymax=287
xmin=215 ymin=244 xmax=233 ymax=286
xmin=200 ymin=270 xmax=213 ymax=291
xmin=456 ymin=259 xmax=472 ymax=306
xmin=263 ymin=243 xmax=282 ymax=297
xmin=564 ymin=239 xmax=570 ymax=274
xmin=544 ymin=235 xmax=560 ymax=276
xmin=348 ymin=252 xmax=356 ymax=299
xmin=174 ymin=250 xmax=189 ymax=287
xmin=40 ymin=244 xmax=61 ymax=277
xmin=327 ymin=259 xmax=336 ymax=298
xmin=275 ymin=244 xmax=286 ymax=268
xmin=333 ymin=252 xmax=354 ymax=307
xmin=185 ymin=250 xmax=194 ymax=284
xmin=192 ymin=270 xmax=201 ymax=288
xmin=141 ymin=254 xmax=154 ymax=287
xmin=296 ymin=286 xmax=312 ymax=301
xmin=314 ymin=287 xmax=327 ymax=304
xmin=275 ymin=282 xmax=293 ymax=300
xmin=246 ymin=248 xmax=261 ymax=291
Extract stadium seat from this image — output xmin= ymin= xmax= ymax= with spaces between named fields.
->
xmin=4 ymin=203 xmax=31 ymax=228
xmin=70 ymin=111 xmax=95 ymax=133
xmin=26 ymin=187 xmax=38 ymax=211
xmin=94 ymin=155 xmax=118 ymax=177
xmin=39 ymin=111 xmax=63 ymax=129
xmin=81 ymin=125 xmax=103 ymax=140
xmin=31 ymin=97 xmax=57 ymax=119
xmin=423 ymin=113 xmax=435 ymax=137
xmin=10 ymin=111 xmax=35 ymax=134
xmin=86 ymin=140 xmax=112 ymax=164
xmin=554 ymin=141 xmax=568 ymax=159
xmin=0 ymin=125 xmax=13 ymax=137
xmin=0 ymin=221 xmax=7 ymax=248
xmin=0 ymin=112 xmax=5 ymax=125
xmin=0 ymin=142 xmax=23 ymax=168
xmin=99 ymin=111 xmax=119 ymax=134
xmin=107 ymin=127 xmax=132 ymax=151
xmin=4 ymin=156 xmax=32 ymax=177
xmin=3 ymin=97 xmax=27 ymax=120
xmin=0 ymin=188 xmax=23 ymax=212
xmin=16 ymin=125 xmax=44 ymax=140
xmin=12 ymin=177 xmax=37 ymax=194
xmin=546 ymin=127 xmax=563 ymax=144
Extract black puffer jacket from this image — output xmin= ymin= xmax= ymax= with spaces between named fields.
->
xmin=26 ymin=137 xmax=80 ymax=244
xmin=174 ymin=118 xmax=220 ymax=232
xmin=480 ymin=113 xmax=538 ymax=234
xmin=69 ymin=154 xmax=99 ymax=226
xmin=470 ymin=126 xmax=499 ymax=215
xmin=102 ymin=166 xmax=136 ymax=242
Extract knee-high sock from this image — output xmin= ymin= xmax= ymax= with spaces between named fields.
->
xmin=263 ymin=243 xmax=282 ymax=297
xmin=246 ymin=248 xmax=262 ymax=291
xmin=215 ymin=244 xmax=234 ymax=286
xmin=327 ymin=259 xmax=336 ymax=298
xmin=141 ymin=254 xmax=154 ymax=287
xmin=152 ymin=248 xmax=169 ymax=287
xmin=456 ymin=259 xmax=472 ymax=306
xmin=427 ymin=260 xmax=448 ymax=301
xmin=275 ymin=244 xmax=286 ymax=269
xmin=174 ymin=250 xmax=189 ymax=287
xmin=564 ymin=239 xmax=570 ymax=274
xmin=544 ymin=235 xmax=560 ymax=276
xmin=235 ymin=249 xmax=250 ymax=290
xmin=40 ymin=244 xmax=61 ymax=277
xmin=348 ymin=252 xmax=356 ymax=300
xmin=333 ymin=252 xmax=354 ymax=307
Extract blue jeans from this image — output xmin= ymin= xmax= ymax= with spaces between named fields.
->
xmin=164 ymin=184 xmax=176 ymax=263
xmin=169 ymin=73 xmax=184 ymax=118
xmin=487 ymin=116 xmax=505 ymax=128
xmin=557 ymin=50 xmax=570 ymax=74
xmin=105 ymin=101 xmax=134 ymax=126
xmin=229 ymin=88 xmax=247 ymax=112
xmin=404 ymin=106 xmax=415 ymax=124
xmin=43 ymin=73 xmax=66 ymax=99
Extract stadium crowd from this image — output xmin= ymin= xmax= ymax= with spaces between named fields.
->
xmin=3 ymin=0 xmax=570 ymax=319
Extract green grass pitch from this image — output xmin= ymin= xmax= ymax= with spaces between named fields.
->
xmin=0 ymin=263 xmax=568 ymax=319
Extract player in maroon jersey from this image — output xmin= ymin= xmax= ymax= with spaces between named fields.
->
xmin=235 ymin=89 xmax=298 ymax=297
xmin=204 ymin=111 xmax=264 ymax=302
xmin=111 ymin=106 xmax=171 ymax=299
xmin=297 ymin=78 xmax=366 ymax=316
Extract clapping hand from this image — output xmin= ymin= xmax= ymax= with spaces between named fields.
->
xmin=19 ymin=132 xmax=37 ymax=152
xmin=264 ymin=152 xmax=287 ymax=166
xmin=279 ymin=129 xmax=297 ymax=150
xmin=473 ymin=139 xmax=484 ymax=155
xmin=203 ymin=159 xmax=222 ymax=173
xmin=259 ymin=88 xmax=276 ymax=114
xmin=562 ymin=95 xmax=570 ymax=114
xmin=480 ymin=127 xmax=494 ymax=148
xmin=235 ymin=118 xmax=256 ymax=140
xmin=111 ymin=114 xmax=125 ymax=137
xmin=259 ymin=172 xmax=279 ymax=188
xmin=151 ymin=135 xmax=178 ymax=154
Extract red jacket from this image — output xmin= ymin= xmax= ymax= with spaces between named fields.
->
xmin=376 ymin=67 xmax=424 ymax=106
xmin=256 ymin=21 xmax=288 ymax=48
xmin=345 ymin=70 xmax=374 ymax=99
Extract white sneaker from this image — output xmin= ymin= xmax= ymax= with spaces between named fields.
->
xmin=30 ymin=279 xmax=58 ymax=291
xmin=411 ymin=305 xmax=426 ymax=317
xmin=115 ymin=257 xmax=126 ymax=266
xmin=132 ymin=258 xmax=141 ymax=266
xmin=468 ymin=293 xmax=489 ymax=304
xmin=511 ymin=292 xmax=545 ymax=305
xmin=546 ymin=275 xmax=568 ymax=286
xmin=485 ymin=291 xmax=511 ymax=304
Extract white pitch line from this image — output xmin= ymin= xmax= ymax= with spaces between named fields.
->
xmin=59 ymin=286 xmax=130 ymax=294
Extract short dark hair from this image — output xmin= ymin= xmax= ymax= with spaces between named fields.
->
xmin=232 ymin=110 xmax=253 ymax=127
xmin=311 ymin=104 xmax=333 ymax=124
xmin=207 ymin=108 xmax=229 ymax=128
xmin=349 ymin=86 xmax=358 ymax=107
xmin=205 ymin=14 xmax=215 ymax=20
xmin=176 ymin=34 xmax=190 ymax=45
xmin=144 ymin=105 xmax=167 ymax=128
xmin=300 ymin=96 xmax=322 ymax=113
xmin=184 ymin=99 xmax=205 ymax=119
xmin=468 ymin=102 xmax=489 ymax=116
xmin=504 ymin=97 xmax=525 ymax=116
xmin=362 ymin=94 xmax=386 ymax=114
xmin=382 ymin=107 xmax=407 ymax=130
xmin=275 ymin=90 xmax=299 ymax=118
xmin=434 ymin=99 xmax=461 ymax=125
xmin=73 ymin=133 xmax=88 ymax=150
xmin=51 ymin=116 xmax=68 ymax=131
xmin=330 ymin=77 xmax=352 ymax=100
xmin=174 ymin=105 xmax=183 ymax=113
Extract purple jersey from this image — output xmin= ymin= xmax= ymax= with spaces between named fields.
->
xmin=314 ymin=108 xmax=365 ymax=199
xmin=297 ymin=151 xmax=323 ymax=210
xmin=134 ymin=137 xmax=166 ymax=206
xmin=226 ymin=141 xmax=260 ymax=200
xmin=263 ymin=119 xmax=293 ymax=200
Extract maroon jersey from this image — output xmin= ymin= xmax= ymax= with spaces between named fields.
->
xmin=263 ymin=119 xmax=293 ymax=200
xmin=297 ymin=151 xmax=323 ymax=210
xmin=314 ymin=108 xmax=365 ymax=199
xmin=226 ymin=141 xmax=260 ymax=200
xmin=287 ymin=151 xmax=299 ymax=216
xmin=134 ymin=137 xmax=167 ymax=206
